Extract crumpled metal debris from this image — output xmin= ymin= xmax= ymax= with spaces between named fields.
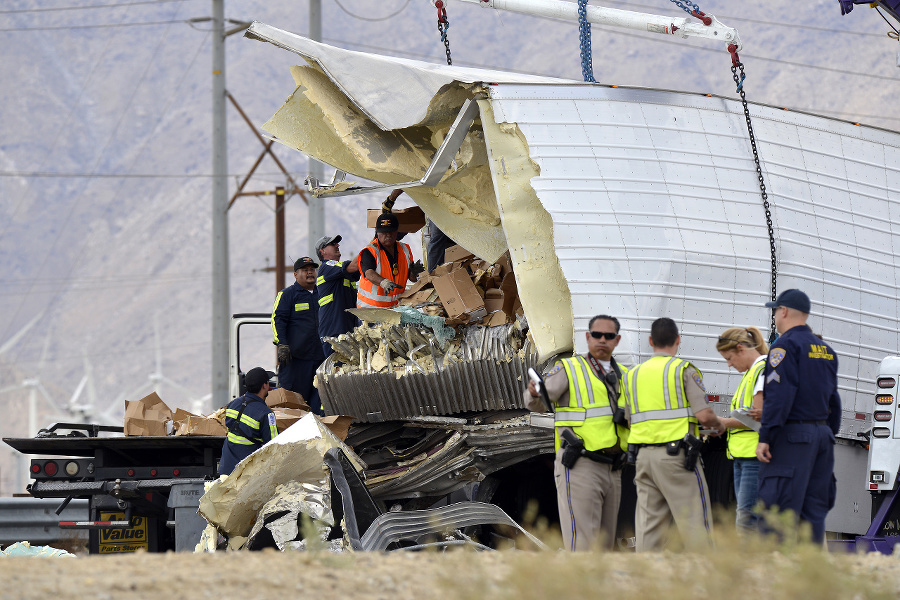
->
xmin=197 ymin=413 xmax=365 ymax=549
xmin=246 ymin=480 xmax=335 ymax=551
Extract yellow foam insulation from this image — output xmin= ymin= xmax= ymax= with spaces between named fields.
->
xmin=262 ymin=66 xmax=507 ymax=261
xmin=477 ymin=99 xmax=574 ymax=359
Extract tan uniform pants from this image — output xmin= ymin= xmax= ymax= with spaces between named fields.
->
xmin=634 ymin=445 xmax=713 ymax=552
xmin=554 ymin=449 xmax=622 ymax=551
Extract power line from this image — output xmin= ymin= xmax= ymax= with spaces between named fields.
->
xmin=334 ymin=0 xmax=411 ymax=22
xmin=0 ymin=0 xmax=192 ymax=14
xmin=0 ymin=19 xmax=186 ymax=32
xmin=0 ymin=170 xmax=305 ymax=178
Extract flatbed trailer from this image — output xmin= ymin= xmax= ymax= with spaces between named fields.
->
xmin=3 ymin=423 xmax=221 ymax=553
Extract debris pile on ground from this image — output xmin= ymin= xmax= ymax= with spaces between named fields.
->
xmin=197 ymin=413 xmax=363 ymax=552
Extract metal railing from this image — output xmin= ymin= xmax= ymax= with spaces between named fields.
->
xmin=0 ymin=497 xmax=88 ymax=548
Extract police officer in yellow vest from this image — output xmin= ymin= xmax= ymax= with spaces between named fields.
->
xmin=623 ymin=318 xmax=724 ymax=552
xmin=525 ymin=315 xmax=629 ymax=551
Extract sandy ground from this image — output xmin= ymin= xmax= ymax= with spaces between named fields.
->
xmin=1 ymin=545 xmax=900 ymax=600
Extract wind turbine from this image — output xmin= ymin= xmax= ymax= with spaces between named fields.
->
xmin=99 ymin=313 xmax=209 ymax=424
xmin=0 ymin=330 xmax=68 ymax=494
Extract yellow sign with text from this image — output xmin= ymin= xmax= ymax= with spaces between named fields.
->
xmin=98 ymin=512 xmax=149 ymax=554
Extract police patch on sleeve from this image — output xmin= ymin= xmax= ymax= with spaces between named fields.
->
xmin=268 ymin=413 xmax=277 ymax=428
xmin=769 ymin=348 xmax=786 ymax=368
xmin=545 ymin=364 xmax=563 ymax=377
xmin=692 ymin=372 xmax=706 ymax=392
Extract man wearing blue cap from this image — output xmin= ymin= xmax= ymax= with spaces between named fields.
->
xmin=219 ymin=367 xmax=279 ymax=476
xmin=756 ymin=289 xmax=841 ymax=543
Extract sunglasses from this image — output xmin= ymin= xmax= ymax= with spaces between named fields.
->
xmin=590 ymin=331 xmax=618 ymax=340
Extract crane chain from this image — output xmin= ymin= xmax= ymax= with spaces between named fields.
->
xmin=435 ymin=0 xmax=452 ymax=66
xmin=729 ymin=47 xmax=777 ymax=339
xmin=577 ymin=0 xmax=597 ymax=83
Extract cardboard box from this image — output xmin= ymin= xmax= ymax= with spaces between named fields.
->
xmin=173 ymin=408 xmax=227 ymax=437
xmin=495 ymin=250 xmax=513 ymax=279
xmin=320 ymin=415 xmax=354 ymax=441
xmin=399 ymin=275 xmax=433 ymax=299
xmin=266 ymin=388 xmax=310 ymax=412
xmin=366 ymin=206 xmax=426 ymax=233
xmin=273 ymin=408 xmax=308 ymax=432
xmin=443 ymin=245 xmax=475 ymax=263
xmin=500 ymin=272 xmax=520 ymax=318
xmin=432 ymin=268 xmax=487 ymax=323
xmin=124 ymin=392 xmax=173 ymax=437
xmin=484 ymin=311 xmax=508 ymax=327
xmin=398 ymin=289 xmax=436 ymax=306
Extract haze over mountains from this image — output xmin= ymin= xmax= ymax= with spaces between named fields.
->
xmin=0 ymin=0 xmax=897 ymax=494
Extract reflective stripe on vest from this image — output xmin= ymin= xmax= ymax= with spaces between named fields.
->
xmin=625 ymin=355 xmax=699 ymax=444
xmin=357 ymin=240 xmax=412 ymax=308
xmin=225 ymin=408 xmax=261 ymax=429
xmin=226 ymin=431 xmax=259 ymax=445
xmin=316 ymin=275 xmax=325 ymax=286
xmin=271 ymin=291 xmax=283 ymax=344
xmin=727 ymin=358 xmax=765 ymax=459
xmin=294 ymin=303 xmax=309 ymax=311
xmin=318 ymin=293 xmax=334 ymax=306
xmin=553 ymin=356 xmax=620 ymax=453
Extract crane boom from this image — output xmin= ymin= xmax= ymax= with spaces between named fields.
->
xmin=446 ymin=0 xmax=742 ymax=50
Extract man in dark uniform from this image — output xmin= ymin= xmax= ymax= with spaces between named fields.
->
xmin=219 ymin=367 xmax=278 ymax=476
xmin=272 ymin=257 xmax=325 ymax=415
xmin=757 ymin=289 xmax=841 ymax=544
xmin=314 ymin=235 xmax=360 ymax=358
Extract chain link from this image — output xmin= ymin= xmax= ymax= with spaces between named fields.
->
xmin=730 ymin=57 xmax=777 ymax=339
xmin=577 ymin=0 xmax=596 ymax=83
xmin=436 ymin=2 xmax=452 ymax=66
xmin=668 ymin=0 xmax=701 ymax=16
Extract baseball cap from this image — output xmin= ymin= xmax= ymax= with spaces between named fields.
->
xmin=293 ymin=256 xmax=319 ymax=271
xmin=375 ymin=213 xmax=399 ymax=233
xmin=764 ymin=289 xmax=811 ymax=314
xmin=315 ymin=235 xmax=342 ymax=254
xmin=244 ymin=367 xmax=275 ymax=391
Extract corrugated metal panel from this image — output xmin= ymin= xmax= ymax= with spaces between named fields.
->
xmin=487 ymin=83 xmax=900 ymax=425
xmin=319 ymin=339 xmax=542 ymax=423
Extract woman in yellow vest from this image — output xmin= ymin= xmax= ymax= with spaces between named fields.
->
xmin=715 ymin=326 xmax=768 ymax=534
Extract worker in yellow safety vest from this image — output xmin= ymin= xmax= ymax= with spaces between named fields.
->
xmin=715 ymin=326 xmax=768 ymax=535
xmin=525 ymin=315 xmax=629 ymax=551
xmin=356 ymin=212 xmax=424 ymax=309
xmin=623 ymin=317 xmax=724 ymax=552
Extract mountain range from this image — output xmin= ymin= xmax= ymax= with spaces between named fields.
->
xmin=0 ymin=0 xmax=897 ymax=495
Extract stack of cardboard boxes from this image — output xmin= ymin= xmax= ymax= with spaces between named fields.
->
xmin=399 ymin=246 xmax=521 ymax=328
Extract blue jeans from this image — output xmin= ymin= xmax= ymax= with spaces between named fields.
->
xmin=733 ymin=457 xmax=760 ymax=532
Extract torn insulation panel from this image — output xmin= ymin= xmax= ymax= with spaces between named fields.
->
xmin=477 ymin=100 xmax=574 ymax=356
xmin=262 ymin=65 xmax=508 ymax=262
xmin=198 ymin=414 xmax=364 ymax=540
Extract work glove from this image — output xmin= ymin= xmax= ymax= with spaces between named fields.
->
xmin=277 ymin=344 xmax=292 ymax=365
xmin=379 ymin=279 xmax=400 ymax=293
xmin=409 ymin=259 xmax=425 ymax=278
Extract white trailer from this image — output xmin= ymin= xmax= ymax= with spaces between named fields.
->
xmin=244 ymin=22 xmax=900 ymax=537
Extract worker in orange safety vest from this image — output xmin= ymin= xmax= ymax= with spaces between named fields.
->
xmin=356 ymin=212 xmax=424 ymax=308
